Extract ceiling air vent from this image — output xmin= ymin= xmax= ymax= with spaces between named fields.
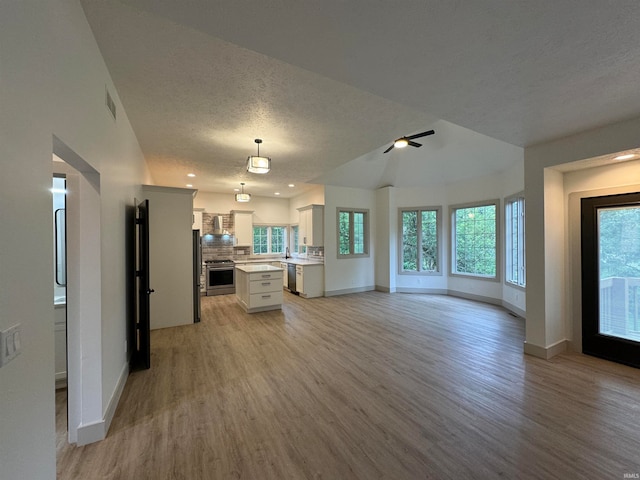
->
xmin=105 ymin=86 xmax=116 ymax=120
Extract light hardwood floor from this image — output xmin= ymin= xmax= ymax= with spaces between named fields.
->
xmin=57 ymin=292 xmax=640 ymax=479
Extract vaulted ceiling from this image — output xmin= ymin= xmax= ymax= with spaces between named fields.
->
xmin=81 ymin=1 xmax=640 ymax=197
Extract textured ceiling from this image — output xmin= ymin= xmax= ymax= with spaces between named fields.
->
xmin=81 ymin=0 xmax=640 ymax=197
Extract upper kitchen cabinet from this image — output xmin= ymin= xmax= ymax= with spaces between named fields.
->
xmin=193 ymin=207 xmax=204 ymax=232
xmin=232 ymin=210 xmax=254 ymax=247
xmin=298 ymin=204 xmax=324 ymax=247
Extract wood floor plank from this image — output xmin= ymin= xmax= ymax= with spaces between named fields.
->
xmin=57 ymin=292 xmax=640 ymax=479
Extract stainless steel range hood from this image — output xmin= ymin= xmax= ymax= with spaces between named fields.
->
xmin=212 ymin=215 xmax=223 ymax=234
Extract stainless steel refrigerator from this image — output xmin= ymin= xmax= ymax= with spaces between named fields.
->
xmin=192 ymin=230 xmax=202 ymax=323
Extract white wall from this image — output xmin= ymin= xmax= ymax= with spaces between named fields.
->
xmin=0 ymin=1 xmax=150 ymax=477
xmin=194 ymin=191 xmax=291 ymax=224
xmin=143 ymin=186 xmax=194 ymax=330
xmin=289 ymin=185 xmax=325 ymax=224
xmin=524 ymin=116 xmax=640 ymax=358
xmin=324 ymin=186 xmax=376 ymax=295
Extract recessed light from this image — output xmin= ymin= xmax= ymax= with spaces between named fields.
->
xmin=186 ymin=184 xmax=193 ymax=188
xmin=233 ymin=188 xmax=240 ymax=192
xmin=614 ymin=154 xmax=635 ymax=161
xmin=187 ymin=173 xmax=196 ymax=177
xmin=288 ymin=184 xmax=295 ymax=188
xmin=274 ymin=192 xmax=280 ymax=196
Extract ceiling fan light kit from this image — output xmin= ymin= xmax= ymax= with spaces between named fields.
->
xmin=247 ymin=138 xmax=271 ymax=174
xmin=384 ymin=129 xmax=435 ymax=154
xmin=235 ymin=182 xmax=251 ymax=202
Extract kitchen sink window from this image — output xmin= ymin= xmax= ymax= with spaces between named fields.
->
xmin=337 ymin=208 xmax=369 ymax=258
xmin=400 ymin=207 xmax=441 ymax=274
xmin=253 ymin=225 xmax=287 ymax=255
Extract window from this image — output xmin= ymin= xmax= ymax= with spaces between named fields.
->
xmin=505 ymin=194 xmax=525 ymax=287
xmin=253 ymin=226 xmax=286 ymax=255
xmin=451 ymin=201 xmax=499 ymax=279
xmin=400 ymin=207 xmax=441 ymax=273
xmin=291 ymin=225 xmax=299 ymax=254
xmin=337 ymin=208 xmax=369 ymax=257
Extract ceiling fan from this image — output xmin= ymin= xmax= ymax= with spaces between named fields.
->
xmin=383 ymin=129 xmax=435 ymax=154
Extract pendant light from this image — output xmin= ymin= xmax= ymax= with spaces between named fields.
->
xmin=235 ymin=182 xmax=251 ymax=203
xmin=247 ymin=138 xmax=271 ymax=174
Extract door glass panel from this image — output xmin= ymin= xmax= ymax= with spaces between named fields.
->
xmin=598 ymin=205 xmax=640 ymax=342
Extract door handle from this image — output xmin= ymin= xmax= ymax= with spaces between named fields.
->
xmin=146 ymin=288 xmax=155 ymax=295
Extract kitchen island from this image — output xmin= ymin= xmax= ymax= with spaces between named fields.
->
xmin=235 ymin=264 xmax=284 ymax=313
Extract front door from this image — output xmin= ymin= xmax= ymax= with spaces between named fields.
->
xmin=582 ymin=192 xmax=640 ymax=367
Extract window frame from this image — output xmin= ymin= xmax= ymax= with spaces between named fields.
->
xmin=336 ymin=208 xmax=370 ymax=258
xmin=252 ymin=224 xmax=287 ymax=255
xmin=290 ymin=224 xmax=299 ymax=255
xmin=504 ymin=193 xmax=526 ymax=289
xmin=449 ymin=199 xmax=500 ymax=281
xmin=398 ymin=206 xmax=442 ymax=276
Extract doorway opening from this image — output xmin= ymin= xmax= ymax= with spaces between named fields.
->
xmin=52 ymin=174 xmax=68 ymax=451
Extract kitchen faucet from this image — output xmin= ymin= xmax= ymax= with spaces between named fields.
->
xmin=285 ymin=247 xmax=290 ymax=259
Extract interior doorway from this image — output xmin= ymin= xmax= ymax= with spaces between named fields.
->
xmin=581 ymin=191 xmax=640 ymax=367
xmin=52 ymin=174 xmax=68 ymax=449
xmin=52 ymin=135 xmax=103 ymax=450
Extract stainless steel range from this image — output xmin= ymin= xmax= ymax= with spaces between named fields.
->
xmin=205 ymin=259 xmax=235 ymax=295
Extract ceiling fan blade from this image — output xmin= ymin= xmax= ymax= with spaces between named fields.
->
xmin=383 ymin=144 xmax=394 ymax=154
xmin=408 ymin=141 xmax=422 ymax=148
xmin=406 ymin=129 xmax=435 ymax=140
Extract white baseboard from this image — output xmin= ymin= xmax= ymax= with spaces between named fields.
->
xmin=324 ymin=285 xmax=375 ymax=297
xmin=375 ymin=285 xmax=395 ymax=293
xmin=501 ymin=300 xmax=526 ymax=319
xmin=447 ymin=289 xmax=502 ymax=306
xmin=104 ymin=361 xmax=129 ymax=434
xmin=396 ymin=287 xmax=448 ymax=295
xmin=524 ymin=339 xmax=567 ymax=359
xmin=76 ymin=361 xmax=129 ymax=446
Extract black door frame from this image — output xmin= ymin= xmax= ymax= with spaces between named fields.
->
xmin=582 ymin=191 xmax=640 ymax=368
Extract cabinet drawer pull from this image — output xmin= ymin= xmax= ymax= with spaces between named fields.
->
xmin=261 ymin=294 xmax=271 ymax=298
xmin=261 ymin=282 xmax=271 ymax=286
xmin=261 ymin=274 xmax=272 ymax=278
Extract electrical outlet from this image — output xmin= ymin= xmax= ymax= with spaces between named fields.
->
xmin=0 ymin=324 xmax=22 ymax=367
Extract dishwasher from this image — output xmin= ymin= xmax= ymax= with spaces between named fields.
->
xmin=287 ymin=263 xmax=298 ymax=294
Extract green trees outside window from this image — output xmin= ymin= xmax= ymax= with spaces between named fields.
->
xmin=253 ymin=226 xmax=286 ymax=255
xmin=401 ymin=208 xmax=439 ymax=272
xmin=452 ymin=203 xmax=497 ymax=277
xmin=599 ymin=206 xmax=640 ymax=279
xmin=338 ymin=209 xmax=368 ymax=257
xmin=505 ymin=195 xmax=525 ymax=286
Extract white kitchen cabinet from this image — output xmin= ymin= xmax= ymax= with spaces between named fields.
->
xmin=232 ymin=210 xmax=254 ymax=247
xmin=193 ymin=208 xmax=204 ymax=232
xmin=297 ymin=204 xmax=324 ymax=247
xmin=280 ymin=262 xmax=288 ymax=288
xmin=235 ymin=264 xmax=283 ymax=313
xmin=295 ymin=263 xmax=324 ymax=298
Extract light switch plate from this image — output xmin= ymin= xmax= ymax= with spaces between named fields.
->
xmin=0 ymin=324 xmax=22 ymax=367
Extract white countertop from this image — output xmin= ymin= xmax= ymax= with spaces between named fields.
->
xmin=282 ymin=259 xmax=324 ymax=266
xmin=235 ymin=258 xmax=324 ymax=266
xmin=235 ymin=264 xmax=283 ymax=273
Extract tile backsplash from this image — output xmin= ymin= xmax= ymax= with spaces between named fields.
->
xmin=201 ymin=213 xmax=236 ymax=260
